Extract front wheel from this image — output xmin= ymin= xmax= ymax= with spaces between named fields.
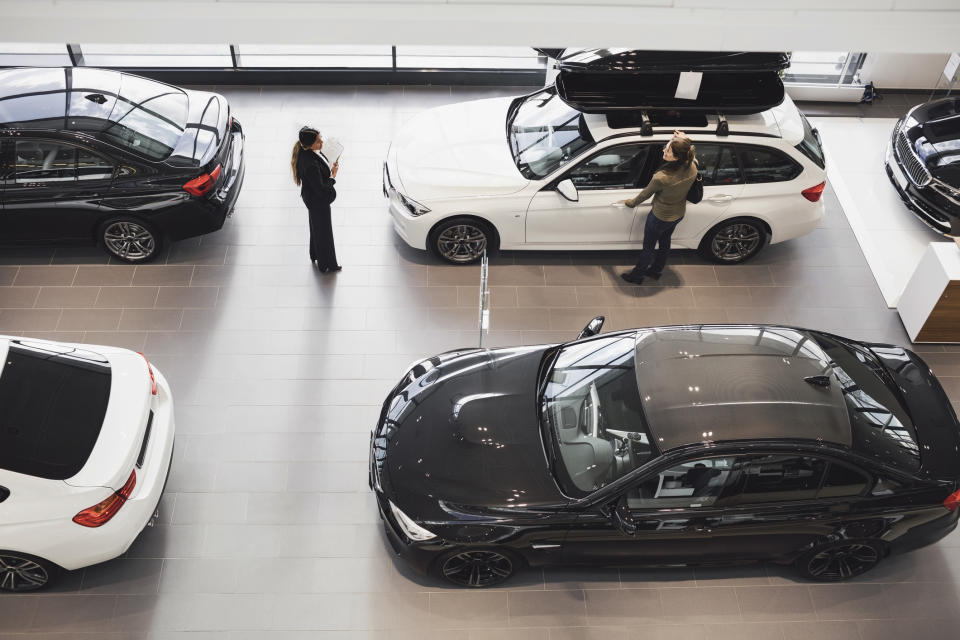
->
xmin=435 ymin=548 xmax=518 ymax=588
xmin=795 ymin=539 xmax=884 ymax=582
xmin=698 ymin=217 xmax=768 ymax=264
xmin=429 ymin=217 xmax=498 ymax=265
xmin=0 ymin=551 xmax=59 ymax=592
xmin=99 ymin=217 xmax=162 ymax=263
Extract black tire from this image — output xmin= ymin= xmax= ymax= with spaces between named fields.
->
xmin=434 ymin=547 xmax=520 ymax=588
xmin=698 ymin=217 xmax=769 ymax=264
xmin=0 ymin=551 xmax=59 ymax=592
xmin=795 ymin=539 xmax=884 ymax=582
xmin=428 ymin=217 xmax=498 ymax=265
xmin=98 ymin=217 xmax=162 ymax=263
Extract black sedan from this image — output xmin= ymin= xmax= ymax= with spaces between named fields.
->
xmin=370 ymin=320 xmax=960 ymax=587
xmin=886 ymin=96 xmax=960 ymax=235
xmin=0 ymin=67 xmax=245 ymax=262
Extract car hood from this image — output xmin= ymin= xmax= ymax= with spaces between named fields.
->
xmin=373 ymin=344 xmax=567 ymax=520
xmin=391 ymin=97 xmax=530 ymax=202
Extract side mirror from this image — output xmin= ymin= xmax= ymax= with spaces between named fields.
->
xmin=556 ymin=179 xmax=579 ymax=202
xmin=577 ymin=315 xmax=605 ymax=340
xmin=610 ymin=496 xmax=637 ymax=536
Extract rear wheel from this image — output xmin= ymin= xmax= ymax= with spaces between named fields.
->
xmin=429 ymin=217 xmax=498 ymax=265
xmin=796 ymin=540 xmax=884 ymax=582
xmin=0 ymin=552 xmax=58 ymax=592
xmin=99 ymin=217 xmax=162 ymax=263
xmin=435 ymin=548 xmax=518 ymax=587
xmin=698 ymin=217 xmax=768 ymax=264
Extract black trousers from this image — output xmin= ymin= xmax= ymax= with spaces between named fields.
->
xmin=305 ymin=199 xmax=338 ymax=269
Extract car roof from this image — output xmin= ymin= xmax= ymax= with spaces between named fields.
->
xmin=634 ymin=325 xmax=852 ymax=452
xmin=583 ymin=94 xmax=804 ymax=146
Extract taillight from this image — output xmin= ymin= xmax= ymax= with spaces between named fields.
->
xmin=944 ymin=489 xmax=960 ymax=511
xmin=182 ymin=164 xmax=222 ymax=197
xmin=73 ymin=470 xmax=136 ymax=527
xmin=801 ymin=181 xmax=826 ymax=202
xmin=137 ymin=352 xmax=157 ymax=396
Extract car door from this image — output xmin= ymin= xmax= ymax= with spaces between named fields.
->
xmin=524 ymin=143 xmax=651 ymax=245
xmin=671 ymin=143 xmax=745 ymax=245
xmin=563 ymin=453 xmax=865 ymax=566
xmin=2 ymin=138 xmax=113 ymax=242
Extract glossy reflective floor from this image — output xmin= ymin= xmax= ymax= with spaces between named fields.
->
xmin=1 ymin=86 xmax=959 ymax=640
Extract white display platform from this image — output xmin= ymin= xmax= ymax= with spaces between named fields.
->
xmin=897 ymin=242 xmax=960 ymax=343
xmin=809 ymin=117 xmax=953 ymax=308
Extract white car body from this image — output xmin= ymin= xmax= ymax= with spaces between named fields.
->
xmin=0 ymin=336 xmax=174 ymax=577
xmin=385 ymin=91 xmax=826 ymax=262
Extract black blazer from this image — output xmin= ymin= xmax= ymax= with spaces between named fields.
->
xmin=297 ymin=148 xmax=337 ymax=207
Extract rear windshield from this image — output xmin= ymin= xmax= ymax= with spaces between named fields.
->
xmin=0 ymin=342 xmax=111 ymax=480
xmin=812 ymin=334 xmax=919 ymax=471
xmin=795 ymin=113 xmax=825 ymax=169
xmin=98 ymin=74 xmax=188 ymax=161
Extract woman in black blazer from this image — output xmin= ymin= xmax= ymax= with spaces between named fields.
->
xmin=291 ymin=126 xmax=341 ymax=271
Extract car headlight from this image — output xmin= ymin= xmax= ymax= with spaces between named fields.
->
xmin=398 ymin=192 xmax=431 ymax=217
xmin=389 ymin=501 xmax=437 ymax=541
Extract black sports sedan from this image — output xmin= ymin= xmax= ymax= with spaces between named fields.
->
xmin=886 ymin=96 xmax=960 ymax=235
xmin=0 ymin=67 xmax=245 ymax=262
xmin=370 ymin=320 xmax=960 ymax=587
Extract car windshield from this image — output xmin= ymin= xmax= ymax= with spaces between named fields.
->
xmin=508 ymin=88 xmax=594 ymax=180
xmin=540 ymin=332 xmax=656 ymax=497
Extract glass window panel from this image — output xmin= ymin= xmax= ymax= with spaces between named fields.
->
xmin=13 ymin=140 xmax=77 ymax=183
xmin=628 ymin=457 xmax=735 ymax=510
xmin=738 ymin=147 xmax=801 ymax=184
xmin=396 ymin=46 xmax=544 ymax=70
xmin=76 ymin=148 xmax=113 ymax=181
xmin=237 ymin=44 xmax=392 ymax=68
xmin=819 ymin=462 xmax=868 ymax=498
xmin=0 ymin=43 xmax=71 ymax=66
xmin=568 ymin=144 xmax=649 ymax=190
xmin=81 ymin=44 xmax=232 ymax=68
xmin=717 ymin=455 xmax=826 ymax=506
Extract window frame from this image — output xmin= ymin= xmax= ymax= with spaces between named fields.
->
xmin=735 ymin=143 xmax=804 ymax=184
xmin=562 ymin=142 xmax=654 ymax=192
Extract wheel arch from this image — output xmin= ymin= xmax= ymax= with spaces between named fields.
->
xmin=427 ymin=214 xmax=502 ymax=249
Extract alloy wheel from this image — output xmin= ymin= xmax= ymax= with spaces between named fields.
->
xmin=710 ymin=222 xmax=762 ymax=262
xmin=437 ymin=224 xmax=487 ymax=264
xmin=805 ymin=543 xmax=880 ymax=580
xmin=441 ymin=550 xmax=513 ymax=587
xmin=103 ymin=221 xmax=157 ymax=261
xmin=0 ymin=554 xmax=49 ymax=592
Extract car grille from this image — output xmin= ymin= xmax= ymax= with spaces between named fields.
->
xmin=895 ymin=124 xmax=932 ymax=187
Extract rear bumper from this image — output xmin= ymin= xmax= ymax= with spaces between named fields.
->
xmin=41 ymin=369 xmax=176 ymax=571
xmin=889 ymin=510 xmax=959 ymax=556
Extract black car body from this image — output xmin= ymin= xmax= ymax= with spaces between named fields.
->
xmin=885 ymin=97 xmax=960 ymax=235
xmin=370 ymin=323 xmax=960 ymax=587
xmin=0 ymin=67 xmax=245 ymax=261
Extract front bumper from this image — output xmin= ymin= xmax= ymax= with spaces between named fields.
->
xmin=885 ymin=139 xmax=960 ymax=236
xmin=383 ymin=162 xmax=429 ymax=250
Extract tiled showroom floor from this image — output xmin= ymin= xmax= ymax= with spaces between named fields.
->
xmin=1 ymin=85 xmax=959 ymax=639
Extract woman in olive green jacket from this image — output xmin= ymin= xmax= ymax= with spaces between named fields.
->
xmin=618 ymin=131 xmax=698 ymax=285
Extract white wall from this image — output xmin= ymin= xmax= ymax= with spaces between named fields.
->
xmin=859 ymin=53 xmax=953 ymax=90
xmin=1 ymin=1 xmax=960 ymax=52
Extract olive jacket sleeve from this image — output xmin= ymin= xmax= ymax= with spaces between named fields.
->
xmin=624 ymin=176 xmax=663 ymax=208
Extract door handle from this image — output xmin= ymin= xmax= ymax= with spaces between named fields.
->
xmin=706 ymin=194 xmax=733 ymax=203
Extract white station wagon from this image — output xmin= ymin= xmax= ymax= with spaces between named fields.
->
xmin=384 ymin=88 xmax=827 ymax=265
xmin=0 ymin=336 xmax=174 ymax=591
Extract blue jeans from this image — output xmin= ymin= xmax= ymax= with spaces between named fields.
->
xmin=630 ymin=214 xmax=680 ymax=275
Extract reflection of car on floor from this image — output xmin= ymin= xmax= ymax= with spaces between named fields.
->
xmin=885 ymin=96 xmax=960 ymax=235
xmin=0 ymin=337 xmax=174 ymax=591
xmin=385 ymin=88 xmax=826 ymax=265
xmin=370 ymin=320 xmax=960 ymax=587
xmin=0 ymin=66 xmax=245 ymax=262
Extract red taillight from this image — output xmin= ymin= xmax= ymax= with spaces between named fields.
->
xmin=137 ymin=352 xmax=157 ymax=395
xmin=944 ymin=489 xmax=960 ymax=511
xmin=73 ymin=470 xmax=136 ymax=527
xmin=182 ymin=164 xmax=222 ymax=197
xmin=801 ymin=181 xmax=826 ymax=202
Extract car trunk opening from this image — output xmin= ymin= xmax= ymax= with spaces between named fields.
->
xmin=0 ymin=341 xmax=111 ymax=480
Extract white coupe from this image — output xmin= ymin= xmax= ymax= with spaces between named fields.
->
xmin=384 ymin=88 xmax=826 ymax=264
xmin=0 ymin=336 xmax=174 ymax=591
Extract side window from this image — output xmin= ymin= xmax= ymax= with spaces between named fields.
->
xmin=627 ymin=456 xmax=734 ymax=510
xmin=566 ymin=144 xmax=650 ymax=190
xmin=714 ymin=147 xmax=743 ymax=185
xmin=694 ymin=144 xmax=720 ymax=185
xmin=738 ymin=146 xmax=802 ymax=183
xmin=13 ymin=141 xmax=77 ymax=184
xmin=717 ymin=454 xmax=826 ymax=507
xmin=871 ymin=476 xmax=906 ymax=496
xmin=818 ymin=462 xmax=869 ymax=498
xmin=76 ymin=148 xmax=114 ymax=181
xmin=0 ymin=485 xmax=8 ymax=503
